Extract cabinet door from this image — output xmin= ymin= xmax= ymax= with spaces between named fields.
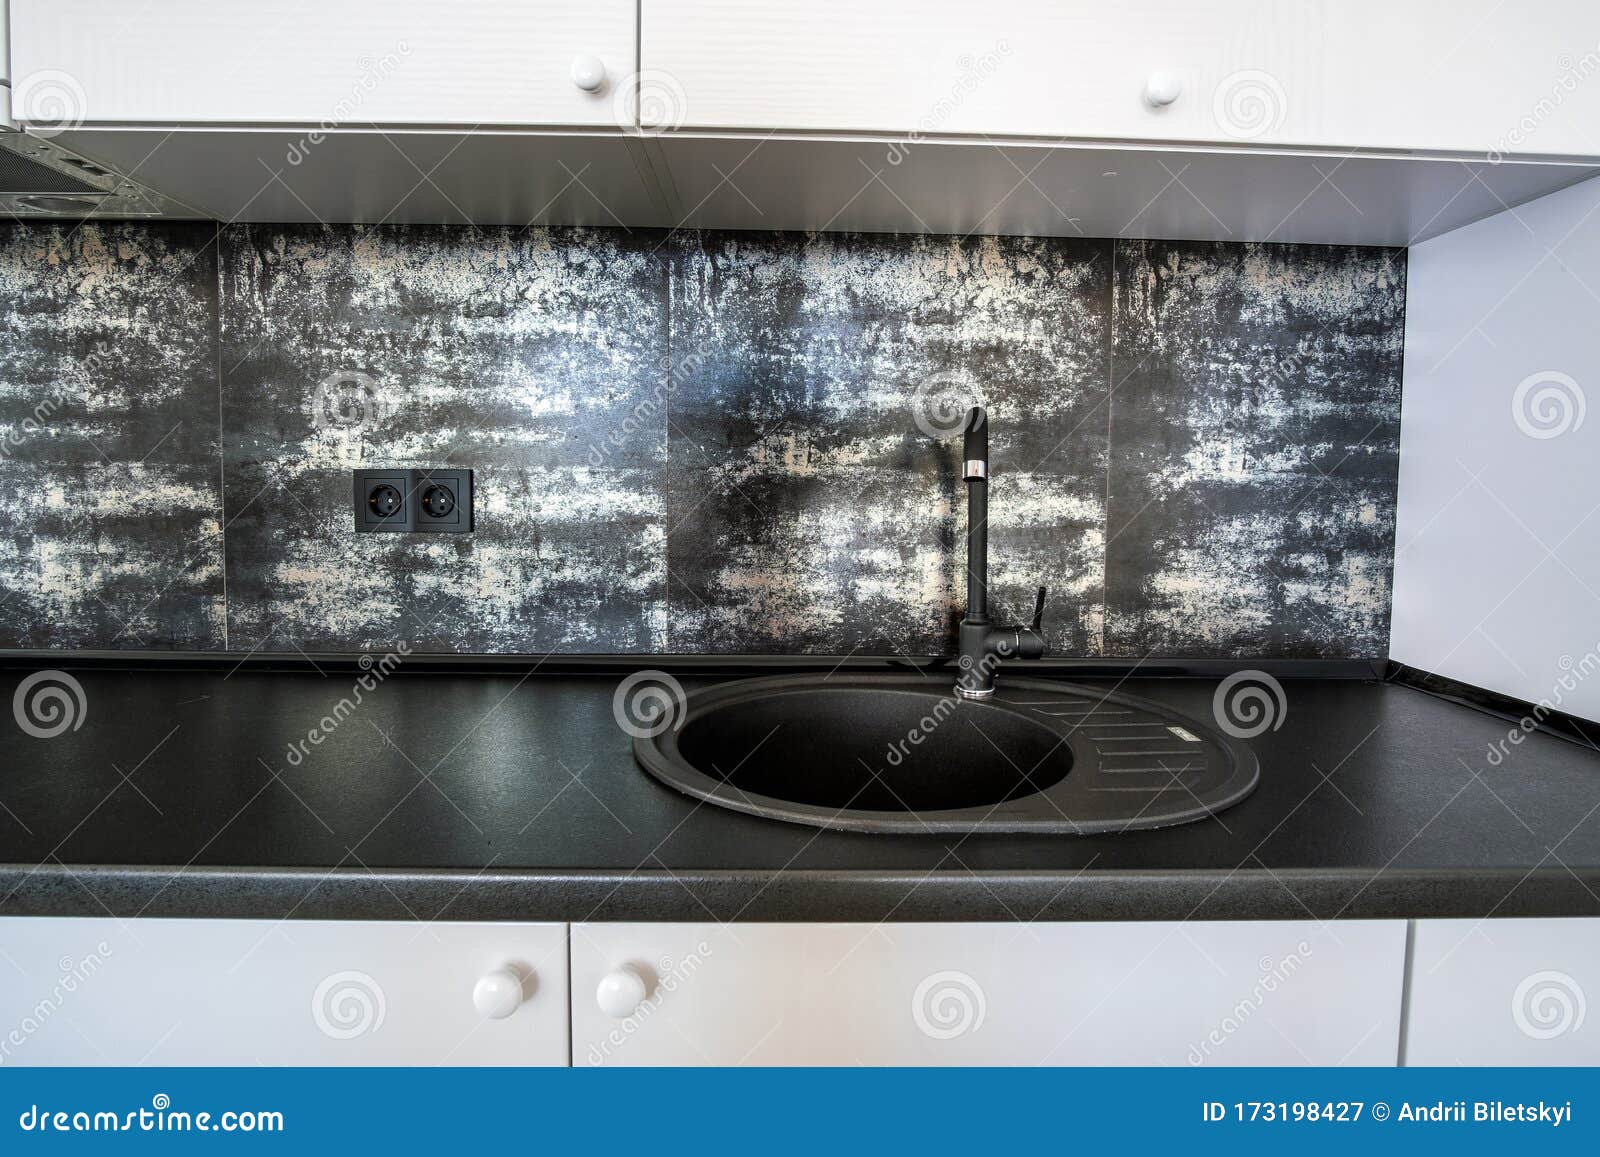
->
xmin=0 ymin=918 xmax=568 ymax=1066
xmin=642 ymin=0 xmax=1600 ymax=155
xmin=11 ymin=0 xmax=634 ymax=127
xmin=571 ymin=921 xmax=1404 ymax=1066
xmin=1406 ymin=917 xmax=1600 ymax=1065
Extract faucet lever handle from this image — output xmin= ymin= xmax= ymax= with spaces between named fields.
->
xmin=1030 ymin=585 xmax=1047 ymax=632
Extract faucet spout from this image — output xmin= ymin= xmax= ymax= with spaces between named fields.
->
xmin=951 ymin=405 xmax=1049 ymax=699
xmin=962 ymin=406 xmax=989 ymax=624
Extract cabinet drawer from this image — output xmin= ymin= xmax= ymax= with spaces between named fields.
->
xmin=0 ymin=918 xmax=568 ymax=1066
xmin=571 ymin=921 xmax=1404 ymax=1066
xmin=1406 ymin=917 xmax=1600 ymax=1065
xmin=11 ymin=0 xmax=634 ymax=127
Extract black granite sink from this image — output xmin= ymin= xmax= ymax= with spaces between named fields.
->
xmin=632 ymin=673 xmax=1259 ymax=834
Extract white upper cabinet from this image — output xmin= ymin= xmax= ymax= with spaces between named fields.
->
xmin=11 ymin=1 xmax=1600 ymax=234
xmin=10 ymin=0 xmax=635 ymax=127
xmin=642 ymin=0 xmax=1600 ymax=157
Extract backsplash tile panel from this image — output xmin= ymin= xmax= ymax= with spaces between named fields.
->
xmin=1104 ymin=239 xmax=1406 ymax=658
xmin=666 ymin=231 xmax=1111 ymax=655
xmin=0 ymin=221 xmax=1408 ymax=659
xmin=0 ymin=221 xmax=224 ymax=649
xmin=218 ymin=224 xmax=669 ymax=653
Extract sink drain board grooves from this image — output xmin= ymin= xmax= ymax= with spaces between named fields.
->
xmin=1094 ymin=752 xmax=1203 ymax=761
xmin=1076 ymin=722 xmax=1177 ymax=729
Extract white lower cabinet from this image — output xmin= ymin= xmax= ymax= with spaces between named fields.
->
xmin=570 ymin=920 xmax=1406 ymax=1066
xmin=22 ymin=913 xmax=1600 ymax=1066
xmin=0 ymin=918 xmax=568 ymax=1066
xmin=1405 ymin=917 xmax=1600 ymax=1065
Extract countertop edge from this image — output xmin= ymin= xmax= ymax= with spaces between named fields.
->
xmin=4 ymin=864 xmax=1598 ymax=923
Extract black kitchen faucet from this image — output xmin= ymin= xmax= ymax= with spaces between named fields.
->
xmin=954 ymin=406 xmax=1048 ymax=699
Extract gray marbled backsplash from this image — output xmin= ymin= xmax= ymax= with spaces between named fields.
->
xmin=0 ymin=221 xmax=1404 ymax=657
xmin=220 ymin=225 xmax=668 ymax=654
xmin=0 ymin=222 xmax=224 ymax=650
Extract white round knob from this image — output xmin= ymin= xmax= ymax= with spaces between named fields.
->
xmin=472 ymin=969 xmax=524 ymax=1019
xmin=1143 ymin=71 xmax=1183 ymax=108
xmin=595 ymin=964 xmax=648 ymax=1019
xmin=571 ymin=55 xmax=607 ymax=93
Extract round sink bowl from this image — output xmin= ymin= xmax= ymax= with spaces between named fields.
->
xmin=633 ymin=673 xmax=1259 ymax=834
xmin=675 ymin=685 xmax=1073 ymax=812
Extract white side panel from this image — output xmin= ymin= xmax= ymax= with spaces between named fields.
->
xmin=1392 ymin=173 xmax=1600 ymax=719
xmin=644 ymin=0 xmax=1600 ymax=156
xmin=571 ymin=921 xmax=1404 ymax=1066
xmin=10 ymin=0 xmax=634 ymax=127
xmin=1407 ymin=917 xmax=1600 ymax=1065
xmin=0 ymin=918 xmax=569 ymax=1066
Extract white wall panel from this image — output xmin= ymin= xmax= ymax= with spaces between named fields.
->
xmin=1393 ymin=173 xmax=1600 ymax=720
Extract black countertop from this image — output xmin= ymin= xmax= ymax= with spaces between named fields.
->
xmin=2 ymin=661 xmax=1598 ymax=922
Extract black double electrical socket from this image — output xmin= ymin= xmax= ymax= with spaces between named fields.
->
xmin=353 ymin=469 xmax=473 ymax=534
